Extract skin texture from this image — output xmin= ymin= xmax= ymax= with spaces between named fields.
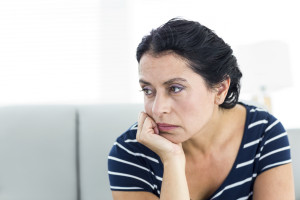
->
xmin=112 ymin=53 xmax=295 ymax=200
xmin=253 ymin=163 xmax=295 ymax=199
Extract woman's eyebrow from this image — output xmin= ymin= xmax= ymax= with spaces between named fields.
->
xmin=163 ymin=78 xmax=187 ymax=85
xmin=139 ymin=78 xmax=187 ymax=85
xmin=139 ymin=79 xmax=151 ymax=85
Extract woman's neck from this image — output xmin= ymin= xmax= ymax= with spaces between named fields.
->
xmin=182 ymin=104 xmax=245 ymax=159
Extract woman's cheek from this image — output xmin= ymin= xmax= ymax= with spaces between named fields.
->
xmin=144 ymin=100 xmax=153 ymax=116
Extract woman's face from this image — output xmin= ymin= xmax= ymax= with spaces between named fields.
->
xmin=138 ymin=53 xmax=219 ymax=144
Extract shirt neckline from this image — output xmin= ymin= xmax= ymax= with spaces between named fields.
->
xmin=206 ymin=102 xmax=250 ymax=200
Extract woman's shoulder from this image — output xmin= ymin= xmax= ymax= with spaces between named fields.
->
xmin=108 ymin=123 xmax=163 ymax=196
xmin=239 ymin=102 xmax=278 ymax=126
xmin=112 ymin=122 xmax=142 ymax=153
xmin=115 ymin=122 xmax=139 ymax=144
xmin=234 ymin=102 xmax=291 ymax=175
xmin=239 ymin=101 xmax=286 ymax=141
xmin=110 ymin=122 xmax=161 ymax=163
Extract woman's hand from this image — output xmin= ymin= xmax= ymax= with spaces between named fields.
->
xmin=137 ymin=112 xmax=190 ymax=200
xmin=136 ymin=112 xmax=185 ymax=164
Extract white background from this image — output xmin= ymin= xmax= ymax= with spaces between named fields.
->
xmin=0 ymin=0 xmax=299 ymax=128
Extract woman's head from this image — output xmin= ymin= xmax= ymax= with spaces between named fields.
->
xmin=136 ymin=18 xmax=242 ymax=109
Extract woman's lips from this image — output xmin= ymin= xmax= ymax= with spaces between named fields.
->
xmin=157 ymin=123 xmax=179 ymax=132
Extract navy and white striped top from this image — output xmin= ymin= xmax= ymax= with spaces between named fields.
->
xmin=108 ymin=103 xmax=292 ymax=199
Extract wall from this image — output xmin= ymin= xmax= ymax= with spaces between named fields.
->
xmin=0 ymin=0 xmax=299 ymax=128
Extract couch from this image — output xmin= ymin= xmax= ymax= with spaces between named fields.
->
xmin=0 ymin=104 xmax=299 ymax=200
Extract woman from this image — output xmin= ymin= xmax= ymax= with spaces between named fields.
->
xmin=108 ymin=18 xmax=295 ymax=200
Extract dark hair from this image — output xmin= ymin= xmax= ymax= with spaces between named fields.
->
xmin=136 ymin=18 xmax=242 ymax=109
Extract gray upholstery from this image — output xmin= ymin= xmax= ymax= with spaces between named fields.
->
xmin=0 ymin=104 xmax=298 ymax=200
xmin=77 ymin=104 xmax=143 ymax=200
xmin=288 ymin=129 xmax=300 ymax=199
xmin=0 ymin=106 xmax=78 ymax=200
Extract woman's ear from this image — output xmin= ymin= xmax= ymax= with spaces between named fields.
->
xmin=215 ymin=77 xmax=231 ymax=105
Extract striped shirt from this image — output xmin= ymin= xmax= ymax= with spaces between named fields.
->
xmin=108 ymin=103 xmax=292 ymax=199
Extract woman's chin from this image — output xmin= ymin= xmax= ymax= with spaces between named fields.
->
xmin=159 ymin=132 xmax=184 ymax=144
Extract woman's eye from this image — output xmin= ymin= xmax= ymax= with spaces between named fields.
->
xmin=170 ymin=85 xmax=184 ymax=93
xmin=142 ymin=88 xmax=153 ymax=95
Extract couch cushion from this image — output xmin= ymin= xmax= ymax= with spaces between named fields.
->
xmin=0 ymin=106 xmax=78 ymax=200
xmin=287 ymin=129 xmax=300 ymax=199
xmin=78 ymin=104 xmax=143 ymax=200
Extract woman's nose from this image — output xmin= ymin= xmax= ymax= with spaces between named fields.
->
xmin=152 ymin=93 xmax=170 ymax=117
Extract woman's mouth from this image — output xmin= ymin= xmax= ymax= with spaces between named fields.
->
xmin=157 ymin=123 xmax=179 ymax=132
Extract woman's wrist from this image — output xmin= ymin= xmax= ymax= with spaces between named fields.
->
xmin=160 ymin=153 xmax=189 ymax=200
xmin=161 ymin=153 xmax=186 ymax=168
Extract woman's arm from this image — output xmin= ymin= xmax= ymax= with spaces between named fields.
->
xmin=159 ymin=155 xmax=190 ymax=200
xmin=112 ymin=158 xmax=189 ymax=200
xmin=253 ymin=163 xmax=295 ymax=199
xmin=137 ymin=112 xmax=190 ymax=200
xmin=111 ymin=157 xmax=189 ymax=200
xmin=111 ymin=159 xmax=189 ymax=200
xmin=115 ymin=112 xmax=190 ymax=200
xmin=112 ymin=191 xmax=159 ymax=200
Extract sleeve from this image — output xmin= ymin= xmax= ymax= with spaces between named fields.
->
xmin=257 ymin=114 xmax=292 ymax=175
xmin=107 ymin=136 xmax=157 ymax=194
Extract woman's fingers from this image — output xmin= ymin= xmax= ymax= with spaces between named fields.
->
xmin=138 ymin=112 xmax=158 ymax=134
xmin=137 ymin=113 xmax=155 ymax=142
xmin=137 ymin=112 xmax=148 ymax=141
xmin=137 ymin=112 xmax=147 ymax=129
xmin=141 ymin=116 xmax=157 ymax=135
xmin=136 ymin=111 xmax=185 ymax=163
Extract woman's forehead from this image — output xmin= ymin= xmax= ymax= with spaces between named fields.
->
xmin=138 ymin=54 xmax=206 ymax=87
xmin=138 ymin=53 xmax=191 ymax=74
